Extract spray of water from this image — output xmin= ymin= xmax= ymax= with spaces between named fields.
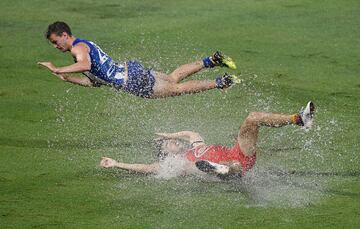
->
xmin=48 ymin=35 xmax=352 ymax=209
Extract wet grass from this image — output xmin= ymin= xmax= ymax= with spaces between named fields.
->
xmin=0 ymin=0 xmax=360 ymax=228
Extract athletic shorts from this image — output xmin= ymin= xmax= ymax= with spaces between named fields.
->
xmin=123 ymin=60 xmax=155 ymax=98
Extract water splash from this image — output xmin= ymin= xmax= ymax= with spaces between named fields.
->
xmin=155 ymin=155 xmax=189 ymax=180
xmin=47 ymin=40 xmax=354 ymax=209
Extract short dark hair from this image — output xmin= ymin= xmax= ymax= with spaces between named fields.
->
xmin=45 ymin=21 xmax=72 ymax=39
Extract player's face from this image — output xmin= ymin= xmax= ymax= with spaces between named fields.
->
xmin=48 ymin=32 xmax=70 ymax=52
xmin=161 ymin=139 xmax=182 ymax=155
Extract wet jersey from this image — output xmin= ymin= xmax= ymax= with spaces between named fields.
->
xmin=72 ymin=38 xmax=155 ymax=97
xmin=185 ymin=143 xmax=257 ymax=174
xmin=72 ymin=38 xmax=126 ymax=87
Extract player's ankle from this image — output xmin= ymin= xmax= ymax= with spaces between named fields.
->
xmin=202 ymin=57 xmax=216 ymax=68
xmin=291 ymin=114 xmax=303 ymax=126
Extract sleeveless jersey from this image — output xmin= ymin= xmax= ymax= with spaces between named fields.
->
xmin=185 ymin=143 xmax=257 ymax=174
xmin=72 ymin=38 xmax=126 ymax=87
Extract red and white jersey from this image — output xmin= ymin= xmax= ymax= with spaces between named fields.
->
xmin=185 ymin=143 xmax=256 ymax=174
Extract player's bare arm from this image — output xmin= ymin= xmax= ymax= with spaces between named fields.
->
xmin=155 ymin=131 xmax=204 ymax=145
xmin=55 ymin=43 xmax=91 ymax=73
xmin=38 ymin=44 xmax=91 ymax=74
xmin=100 ymin=157 xmax=160 ymax=174
xmin=52 ymin=72 xmax=93 ymax=87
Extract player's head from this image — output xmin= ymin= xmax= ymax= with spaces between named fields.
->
xmin=45 ymin=21 xmax=73 ymax=52
xmin=154 ymin=138 xmax=190 ymax=160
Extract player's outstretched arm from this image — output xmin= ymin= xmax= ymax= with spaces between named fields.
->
xmin=37 ymin=44 xmax=91 ymax=74
xmin=100 ymin=157 xmax=160 ymax=174
xmin=155 ymin=131 xmax=205 ymax=145
xmin=52 ymin=73 xmax=93 ymax=87
xmin=54 ymin=45 xmax=91 ymax=73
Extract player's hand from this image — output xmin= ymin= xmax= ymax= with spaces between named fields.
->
xmin=37 ymin=61 xmax=57 ymax=72
xmin=100 ymin=157 xmax=117 ymax=168
xmin=155 ymin=133 xmax=169 ymax=138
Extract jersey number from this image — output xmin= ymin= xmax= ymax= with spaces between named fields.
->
xmin=90 ymin=41 xmax=109 ymax=64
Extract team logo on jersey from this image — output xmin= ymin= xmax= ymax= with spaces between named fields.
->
xmin=193 ymin=145 xmax=211 ymax=158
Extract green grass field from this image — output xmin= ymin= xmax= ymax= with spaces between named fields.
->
xmin=1 ymin=0 xmax=360 ymax=228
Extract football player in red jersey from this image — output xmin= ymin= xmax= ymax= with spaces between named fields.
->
xmin=100 ymin=102 xmax=315 ymax=178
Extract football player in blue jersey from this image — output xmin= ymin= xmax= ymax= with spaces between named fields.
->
xmin=38 ymin=21 xmax=240 ymax=98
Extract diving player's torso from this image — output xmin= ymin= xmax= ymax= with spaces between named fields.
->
xmin=72 ymin=38 xmax=127 ymax=87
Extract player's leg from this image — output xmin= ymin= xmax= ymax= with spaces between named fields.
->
xmin=238 ymin=112 xmax=295 ymax=156
xmin=151 ymin=78 xmax=215 ymax=98
xmin=166 ymin=60 xmax=205 ymax=83
xmin=152 ymin=73 xmax=240 ymax=98
xmin=194 ymin=103 xmax=315 ymax=178
xmin=166 ymin=51 xmax=237 ymax=83
xmin=238 ymin=102 xmax=315 ymax=156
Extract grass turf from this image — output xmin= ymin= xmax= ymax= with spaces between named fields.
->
xmin=0 ymin=0 xmax=359 ymax=228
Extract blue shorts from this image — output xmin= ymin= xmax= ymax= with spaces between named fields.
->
xmin=124 ymin=60 xmax=155 ymax=98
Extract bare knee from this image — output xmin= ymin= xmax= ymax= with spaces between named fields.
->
xmin=245 ymin=112 xmax=263 ymax=125
xmin=165 ymin=74 xmax=179 ymax=83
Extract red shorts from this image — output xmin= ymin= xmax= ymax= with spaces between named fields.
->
xmin=185 ymin=142 xmax=256 ymax=175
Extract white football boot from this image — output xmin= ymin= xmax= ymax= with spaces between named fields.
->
xmin=300 ymin=101 xmax=316 ymax=129
xmin=195 ymin=160 xmax=230 ymax=175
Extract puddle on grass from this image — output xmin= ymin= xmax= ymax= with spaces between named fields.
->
xmin=48 ymin=40 xmax=356 ymax=209
xmin=231 ymin=168 xmax=326 ymax=208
